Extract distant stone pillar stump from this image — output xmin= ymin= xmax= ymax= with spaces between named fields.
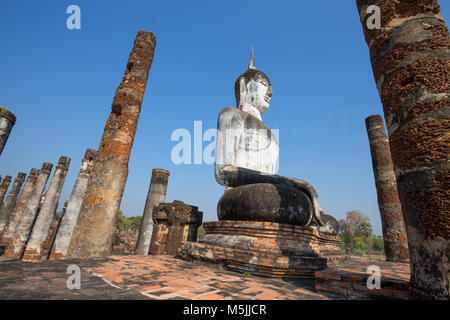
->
xmin=4 ymin=163 xmax=53 ymax=259
xmin=50 ymin=149 xmax=97 ymax=260
xmin=67 ymin=31 xmax=157 ymax=259
xmin=0 ymin=106 xmax=16 ymax=156
xmin=150 ymin=201 xmax=203 ymax=256
xmin=365 ymin=115 xmax=409 ymax=262
xmin=0 ymin=173 xmax=26 ymax=233
xmin=0 ymin=168 xmax=39 ymax=244
xmin=0 ymin=176 xmax=12 ymax=206
xmin=23 ymin=156 xmax=70 ymax=262
xmin=136 ymin=168 xmax=170 ymax=255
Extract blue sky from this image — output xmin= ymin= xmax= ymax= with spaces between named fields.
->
xmin=1 ymin=1 xmax=449 ymax=236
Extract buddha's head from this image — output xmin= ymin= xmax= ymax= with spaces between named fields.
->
xmin=235 ymin=48 xmax=272 ymax=119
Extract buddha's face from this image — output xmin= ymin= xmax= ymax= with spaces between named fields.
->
xmin=236 ymin=70 xmax=272 ymax=114
xmin=243 ymin=77 xmax=272 ymax=114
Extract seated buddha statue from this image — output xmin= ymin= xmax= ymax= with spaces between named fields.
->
xmin=215 ymin=49 xmax=329 ymax=229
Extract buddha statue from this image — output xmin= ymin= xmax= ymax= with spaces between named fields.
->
xmin=215 ymin=49 xmax=330 ymax=229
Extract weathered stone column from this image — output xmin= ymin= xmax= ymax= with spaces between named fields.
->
xmin=49 ymin=149 xmax=97 ymax=260
xmin=0 ymin=168 xmax=40 ymax=245
xmin=0 ymin=172 xmax=26 ymax=233
xmin=67 ymin=31 xmax=157 ymax=258
xmin=0 ymin=106 xmax=16 ymax=156
xmin=0 ymin=176 xmax=12 ymax=204
xmin=4 ymin=163 xmax=53 ymax=258
xmin=365 ymin=115 xmax=409 ymax=262
xmin=22 ymin=156 xmax=70 ymax=262
xmin=136 ymin=168 xmax=170 ymax=255
xmin=356 ymin=0 xmax=449 ymax=299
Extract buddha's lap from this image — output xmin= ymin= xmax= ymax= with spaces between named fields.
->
xmin=217 ymin=183 xmax=313 ymax=226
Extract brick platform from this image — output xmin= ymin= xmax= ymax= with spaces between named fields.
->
xmin=180 ymin=220 xmax=347 ymax=278
xmin=314 ymin=256 xmax=411 ymax=300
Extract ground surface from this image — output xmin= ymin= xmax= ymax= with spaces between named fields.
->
xmin=0 ymin=255 xmax=342 ymax=300
xmin=0 ymin=255 xmax=410 ymax=300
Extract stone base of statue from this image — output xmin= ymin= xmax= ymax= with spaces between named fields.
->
xmin=179 ymin=220 xmax=347 ymax=279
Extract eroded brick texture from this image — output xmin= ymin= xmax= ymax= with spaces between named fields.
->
xmin=150 ymin=201 xmax=203 ymax=256
xmin=136 ymin=168 xmax=170 ymax=255
xmin=356 ymin=0 xmax=449 ymax=299
xmin=67 ymin=31 xmax=156 ymax=258
xmin=23 ymin=156 xmax=70 ymax=262
xmin=0 ymin=173 xmax=26 ymax=233
xmin=365 ymin=115 xmax=409 ymax=262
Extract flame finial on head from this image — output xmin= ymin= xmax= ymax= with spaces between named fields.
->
xmin=248 ymin=47 xmax=256 ymax=70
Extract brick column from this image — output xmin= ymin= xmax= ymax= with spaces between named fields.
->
xmin=0 ymin=172 xmax=26 ymax=233
xmin=0 ymin=168 xmax=40 ymax=245
xmin=136 ymin=168 xmax=170 ymax=255
xmin=67 ymin=31 xmax=157 ymax=258
xmin=0 ymin=176 xmax=11 ymax=205
xmin=0 ymin=106 xmax=16 ymax=156
xmin=4 ymin=163 xmax=53 ymax=258
xmin=23 ymin=156 xmax=70 ymax=262
xmin=356 ymin=0 xmax=449 ymax=299
xmin=365 ymin=115 xmax=409 ymax=262
xmin=49 ymin=149 xmax=97 ymax=260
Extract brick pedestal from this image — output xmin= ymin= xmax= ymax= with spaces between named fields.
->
xmin=180 ymin=220 xmax=347 ymax=279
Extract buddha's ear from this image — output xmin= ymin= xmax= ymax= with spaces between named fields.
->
xmin=239 ymin=77 xmax=246 ymax=107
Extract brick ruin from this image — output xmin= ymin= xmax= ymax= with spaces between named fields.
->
xmin=112 ymin=228 xmax=139 ymax=255
xmin=356 ymin=0 xmax=449 ymax=299
xmin=67 ymin=31 xmax=157 ymax=259
xmin=150 ymin=201 xmax=203 ymax=256
xmin=365 ymin=115 xmax=409 ymax=262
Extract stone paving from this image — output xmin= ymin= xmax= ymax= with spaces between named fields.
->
xmin=0 ymin=255 xmax=342 ymax=300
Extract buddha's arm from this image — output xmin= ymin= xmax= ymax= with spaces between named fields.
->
xmin=217 ymin=165 xmax=324 ymax=227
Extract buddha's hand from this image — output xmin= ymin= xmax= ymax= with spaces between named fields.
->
xmin=282 ymin=176 xmax=324 ymax=227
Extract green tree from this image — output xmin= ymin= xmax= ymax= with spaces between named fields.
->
xmin=352 ymin=236 xmax=368 ymax=255
xmin=116 ymin=210 xmax=142 ymax=230
xmin=197 ymin=225 xmax=206 ymax=238
xmin=371 ymin=237 xmax=384 ymax=253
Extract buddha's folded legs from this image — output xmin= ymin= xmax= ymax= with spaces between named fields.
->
xmin=218 ymin=165 xmax=324 ymax=227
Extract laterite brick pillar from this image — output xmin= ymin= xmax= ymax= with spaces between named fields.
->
xmin=4 ymin=163 xmax=53 ymax=258
xmin=0 ymin=168 xmax=40 ymax=245
xmin=0 ymin=173 xmax=26 ymax=233
xmin=365 ymin=115 xmax=409 ymax=262
xmin=0 ymin=176 xmax=11 ymax=204
xmin=136 ymin=168 xmax=170 ymax=255
xmin=50 ymin=149 xmax=97 ymax=260
xmin=67 ymin=31 xmax=157 ymax=258
xmin=356 ymin=0 xmax=449 ymax=299
xmin=23 ymin=156 xmax=70 ymax=262
xmin=0 ymin=106 xmax=16 ymax=156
